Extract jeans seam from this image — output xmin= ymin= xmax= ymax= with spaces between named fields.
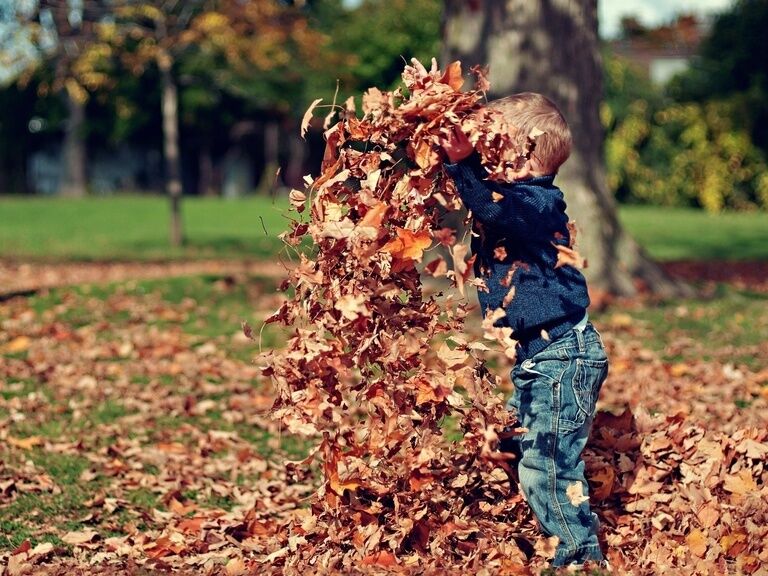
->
xmin=549 ymin=377 xmax=578 ymax=552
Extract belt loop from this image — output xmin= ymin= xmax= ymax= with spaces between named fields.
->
xmin=576 ymin=325 xmax=585 ymax=353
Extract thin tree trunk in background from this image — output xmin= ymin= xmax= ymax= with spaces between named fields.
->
xmin=442 ymin=0 xmax=684 ymax=297
xmin=159 ymin=52 xmax=184 ymax=247
xmin=285 ymin=130 xmax=306 ymax=189
xmin=199 ymin=145 xmax=216 ymax=196
xmin=59 ymin=90 xmax=87 ymax=197
xmin=260 ymin=119 xmax=280 ymax=194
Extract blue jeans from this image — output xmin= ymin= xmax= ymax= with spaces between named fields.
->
xmin=506 ymin=322 xmax=608 ymax=567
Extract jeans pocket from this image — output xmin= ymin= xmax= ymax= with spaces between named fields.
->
xmin=559 ymin=358 xmax=608 ymax=433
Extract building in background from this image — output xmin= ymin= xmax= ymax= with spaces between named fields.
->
xmin=608 ymin=15 xmax=708 ymax=84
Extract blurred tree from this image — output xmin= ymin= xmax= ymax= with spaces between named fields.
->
xmin=668 ymin=0 xmax=768 ymax=154
xmin=442 ymin=0 xmax=681 ymax=296
xmin=324 ymin=0 xmax=441 ymax=92
xmin=0 ymin=0 xmax=114 ymax=197
xmin=603 ymin=55 xmax=768 ymax=212
xmin=79 ymin=0 xmax=327 ymax=243
xmin=91 ymin=1 xmax=207 ymax=246
xmin=179 ymin=0 xmax=332 ymax=194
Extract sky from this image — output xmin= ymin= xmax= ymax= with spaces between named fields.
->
xmin=599 ymin=0 xmax=735 ymax=37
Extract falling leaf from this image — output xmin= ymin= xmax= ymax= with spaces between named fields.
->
xmin=437 ymin=343 xmax=469 ymax=368
xmin=552 ymin=243 xmax=586 ymax=269
xmin=300 ymin=98 xmax=323 ymax=139
xmin=334 ymin=293 xmax=368 ymax=321
xmin=566 ymin=482 xmax=589 ymax=506
xmin=289 ymin=189 xmax=307 ymax=212
xmin=440 ymin=61 xmax=465 ymax=91
xmin=381 ymin=228 xmax=432 ymax=263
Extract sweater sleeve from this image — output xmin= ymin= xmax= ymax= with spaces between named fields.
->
xmin=444 ymin=157 xmax=543 ymax=236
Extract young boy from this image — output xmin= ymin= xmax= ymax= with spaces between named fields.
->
xmin=441 ymin=92 xmax=609 ymax=569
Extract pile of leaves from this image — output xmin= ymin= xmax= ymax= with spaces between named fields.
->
xmin=256 ymin=60 xmax=768 ymax=573
xmin=257 ymin=59 xmax=537 ymax=571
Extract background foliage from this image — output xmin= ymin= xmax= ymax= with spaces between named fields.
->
xmin=603 ymin=0 xmax=768 ymax=212
xmin=1 ymin=0 xmax=767 ymax=211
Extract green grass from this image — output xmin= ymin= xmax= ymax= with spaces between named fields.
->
xmin=591 ymin=283 xmax=768 ymax=369
xmin=0 ymin=195 xmax=292 ymax=261
xmin=618 ymin=205 xmax=768 ymax=261
xmin=1 ymin=197 xmax=767 ymax=262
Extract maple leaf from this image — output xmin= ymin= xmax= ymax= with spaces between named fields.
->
xmin=380 ymin=228 xmax=432 ymax=263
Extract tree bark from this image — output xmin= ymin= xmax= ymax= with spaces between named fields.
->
xmin=159 ymin=51 xmax=184 ymax=247
xmin=59 ymin=90 xmax=87 ymax=198
xmin=199 ymin=145 xmax=217 ymax=196
xmin=442 ymin=0 xmax=684 ymax=297
xmin=285 ymin=129 xmax=306 ymax=190
xmin=259 ymin=119 xmax=281 ymax=194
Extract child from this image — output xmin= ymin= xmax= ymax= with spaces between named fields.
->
xmin=441 ymin=92 xmax=609 ymax=570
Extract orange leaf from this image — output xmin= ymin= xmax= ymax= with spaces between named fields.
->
xmin=552 ymin=243 xmax=586 ymax=269
xmin=361 ymin=551 xmax=398 ymax=567
xmin=8 ymin=436 xmax=43 ymax=450
xmin=177 ymin=516 xmax=205 ymax=534
xmin=589 ymin=466 xmax=615 ymax=501
xmin=723 ymin=469 xmax=758 ymax=495
xmin=1 ymin=336 xmax=30 ymax=353
xmin=358 ymin=201 xmax=389 ymax=230
xmin=414 ymin=139 xmax=439 ymax=169
xmin=327 ymin=464 xmax=361 ymax=495
xmin=381 ymin=228 xmax=432 ymax=262
xmin=686 ymin=528 xmax=708 ymax=558
xmin=441 ymin=61 xmax=464 ymax=91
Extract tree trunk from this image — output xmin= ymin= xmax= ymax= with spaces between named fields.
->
xmin=199 ymin=145 xmax=217 ymax=196
xmin=59 ymin=90 xmax=87 ymax=198
xmin=442 ymin=0 xmax=684 ymax=297
xmin=285 ymin=129 xmax=306 ymax=190
xmin=159 ymin=52 xmax=184 ymax=247
xmin=259 ymin=119 xmax=281 ymax=194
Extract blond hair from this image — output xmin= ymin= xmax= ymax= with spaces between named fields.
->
xmin=488 ymin=92 xmax=572 ymax=174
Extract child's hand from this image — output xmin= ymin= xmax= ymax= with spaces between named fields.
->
xmin=440 ymin=125 xmax=474 ymax=164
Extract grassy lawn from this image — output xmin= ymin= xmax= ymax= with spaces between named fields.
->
xmin=618 ymin=205 xmax=768 ymax=261
xmin=0 ymin=195 xmax=292 ymax=261
xmin=1 ymin=195 xmax=767 ymax=262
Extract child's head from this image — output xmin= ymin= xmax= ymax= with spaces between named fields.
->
xmin=488 ymin=92 xmax=572 ymax=176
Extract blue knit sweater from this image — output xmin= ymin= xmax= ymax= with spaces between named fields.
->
xmin=444 ymin=156 xmax=590 ymax=362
